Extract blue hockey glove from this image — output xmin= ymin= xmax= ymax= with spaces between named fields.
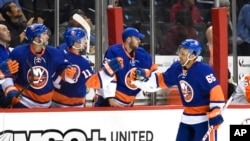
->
xmin=130 ymin=68 xmax=151 ymax=81
xmin=5 ymin=86 xmax=21 ymax=105
xmin=206 ymin=107 xmax=224 ymax=130
xmin=0 ymin=92 xmax=11 ymax=108
xmin=103 ymin=57 xmax=124 ymax=76
xmin=0 ymin=60 xmax=19 ymax=79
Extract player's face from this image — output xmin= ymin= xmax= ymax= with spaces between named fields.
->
xmin=0 ymin=24 xmax=11 ymax=43
xmin=177 ymin=47 xmax=190 ymax=65
xmin=40 ymin=32 xmax=49 ymax=46
xmin=78 ymin=37 xmax=87 ymax=50
xmin=128 ymin=36 xmax=141 ymax=50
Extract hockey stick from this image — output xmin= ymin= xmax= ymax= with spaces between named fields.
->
xmin=201 ymin=91 xmax=237 ymax=141
xmin=15 ymin=60 xmax=34 ymax=98
xmin=7 ymin=60 xmax=34 ymax=108
xmin=72 ymin=13 xmax=91 ymax=57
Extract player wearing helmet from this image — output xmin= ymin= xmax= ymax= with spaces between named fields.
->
xmin=3 ymin=23 xmax=85 ymax=108
xmin=131 ymin=39 xmax=225 ymax=141
xmin=52 ymin=27 xmax=123 ymax=107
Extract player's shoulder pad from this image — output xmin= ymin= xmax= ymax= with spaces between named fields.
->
xmin=9 ymin=44 xmax=30 ymax=54
xmin=105 ymin=44 xmax=123 ymax=54
xmin=193 ymin=62 xmax=214 ymax=75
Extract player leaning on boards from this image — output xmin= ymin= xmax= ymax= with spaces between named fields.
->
xmin=0 ymin=24 xmax=19 ymax=107
xmin=52 ymin=27 xmax=123 ymax=108
xmin=93 ymin=27 xmax=158 ymax=107
xmin=131 ymin=39 xmax=225 ymax=141
xmin=2 ymin=23 xmax=122 ymax=108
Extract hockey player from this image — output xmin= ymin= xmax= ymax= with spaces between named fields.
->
xmin=231 ymin=74 xmax=250 ymax=104
xmin=52 ymin=27 xmax=123 ymax=107
xmin=0 ymin=24 xmax=19 ymax=81
xmin=131 ymin=39 xmax=225 ymax=141
xmin=93 ymin=27 xmax=158 ymax=107
xmin=0 ymin=24 xmax=19 ymax=107
xmin=2 ymin=23 xmax=84 ymax=108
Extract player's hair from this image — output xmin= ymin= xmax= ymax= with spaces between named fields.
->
xmin=0 ymin=2 xmax=13 ymax=22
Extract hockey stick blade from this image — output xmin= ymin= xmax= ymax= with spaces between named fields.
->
xmin=131 ymin=80 xmax=161 ymax=93
xmin=72 ymin=13 xmax=91 ymax=55
xmin=201 ymin=91 xmax=237 ymax=141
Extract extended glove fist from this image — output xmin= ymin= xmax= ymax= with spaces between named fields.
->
xmin=0 ymin=60 xmax=19 ymax=79
xmin=103 ymin=57 xmax=124 ymax=76
xmin=130 ymin=68 xmax=151 ymax=81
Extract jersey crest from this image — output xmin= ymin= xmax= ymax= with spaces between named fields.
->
xmin=180 ymin=80 xmax=193 ymax=102
xmin=28 ymin=66 xmax=49 ymax=89
xmin=124 ymin=68 xmax=139 ymax=90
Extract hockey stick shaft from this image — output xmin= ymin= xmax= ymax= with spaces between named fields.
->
xmin=201 ymin=92 xmax=236 ymax=141
xmin=72 ymin=13 xmax=91 ymax=56
xmin=7 ymin=60 xmax=34 ymax=108
xmin=15 ymin=60 xmax=34 ymax=98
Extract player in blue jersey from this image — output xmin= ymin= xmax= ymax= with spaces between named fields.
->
xmin=2 ymin=23 xmax=84 ymax=108
xmin=93 ymin=27 xmax=158 ymax=107
xmin=0 ymin=24 xmax=19 ymax=107
xmin=52 ymin=27 xmax=123 ymax=107
xmin=131 ymin=39 xmax=225 ymax=141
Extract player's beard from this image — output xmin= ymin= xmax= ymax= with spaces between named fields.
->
xmin=129 ymin=40 xmax=139 ymax=51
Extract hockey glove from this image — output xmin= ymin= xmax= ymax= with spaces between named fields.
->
xmin=0 ymin=60 xmax=19 ymax=79
xmin=245 ymin=75 xmax=250 ymax=103
xmin=64 ymin=67 xmax=78 ymax=79
xmin=103 ymin=57 xmax=124 ymax=76
xmin=0 ymin=92 xmax=11 ymax=108
xmin=130 ymin=68 xmax=151 ymax=81
xmin=5 ymin=86 xmax=21 ymax=106
xmin=206 ymin=107 xmax=224 ymax=130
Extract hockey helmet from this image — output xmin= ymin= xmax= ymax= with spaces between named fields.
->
xmin=64 ymin=27 xmax=86 ymax=47
xmin=25 ymin=23 xmax=48 ymax=42
xmin=179 ymin=39 xmax=202 ymax=57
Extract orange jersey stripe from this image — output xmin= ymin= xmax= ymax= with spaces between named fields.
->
xmin=115 ymin=91 xmax=136 ymax=103
xmin=53 ymin=91 xmax=86 ymax=105
xmin=85 ymin=73 xmax=101 ymax=89
xmin=150 ymin=63 xmax=158 ymax=71
xmin=15 ymin=84 xmax=53 ymax=103
xmin=156 ymin=73 xmax=168 ymax=89
xmin=210 ymin=85 xmax=225 ymax=101
xmin=183 ymin=105 xmax=210 ymax=114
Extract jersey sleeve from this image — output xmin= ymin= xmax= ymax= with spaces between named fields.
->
xmin=199 ymin=65 xmax=225 ymax=109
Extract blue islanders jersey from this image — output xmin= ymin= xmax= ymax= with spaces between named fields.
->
xmin=153 ymin=61 xmax=225 ymax=124
xmin=100 ymin=44 xmax=155 ymax=106
xmin=9 ymin=44 xmax=70 ymax=108
xmin=52 ymin=45 xmax=94 ymax=107
xmin=0 ymin=45 xmax=11 ymax=90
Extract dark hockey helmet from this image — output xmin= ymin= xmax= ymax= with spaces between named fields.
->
xmin=63 ymin=27 xmax=86 ymax=47
xmin=25 ymin=23 xmax=48 ymax=42
xmin=179 ymin=39 xmax=202 ymax=57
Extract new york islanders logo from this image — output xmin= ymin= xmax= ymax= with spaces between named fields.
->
xmin=124 ymin=68 xmax=139 ymax=90
xmin=28 ymin=66 xmax=49 ymax=89
xmin=179 ymin=80 xmax=193 ymax=102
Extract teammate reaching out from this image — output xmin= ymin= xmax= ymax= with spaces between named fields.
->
xmin=52 ymin=27 xmax=123 ymax=107
xmin=93 ymin=27 xmax=158 ymax=107
xmin=131 ymin=39 xmax=225 ymax=141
